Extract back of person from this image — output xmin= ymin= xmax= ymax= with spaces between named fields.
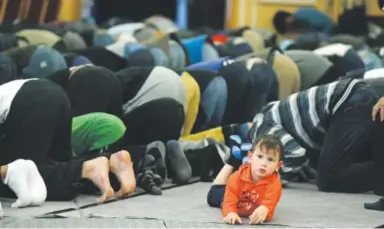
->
xmin=294 ymin=8 xmax=334 ymax=34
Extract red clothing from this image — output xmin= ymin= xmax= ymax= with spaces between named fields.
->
xmin=210 ymin=34 xmax=228 ymax=44
xmin=221 ymin=164 xmax=282 ymax=221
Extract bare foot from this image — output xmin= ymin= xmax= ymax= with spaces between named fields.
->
xmin=82 ymin=157 xmax=114 ymax=203
xmin=110 ymin=150 xmax=136 ymax=198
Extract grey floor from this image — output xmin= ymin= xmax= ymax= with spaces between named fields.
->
xmin=0 ymin=182 xmax=383 ymax=228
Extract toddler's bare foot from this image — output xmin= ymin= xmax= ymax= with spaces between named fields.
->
xmin=82 ymin=157 xmax=114 ymax=203
xmin=110 ymin=150 xmax=136 ymax=198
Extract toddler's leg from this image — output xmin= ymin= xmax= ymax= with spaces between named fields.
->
xmin=213 ymin=164 xmax=234 ymax=185
xmin=207 ymin=164 xmax=234 ymax=208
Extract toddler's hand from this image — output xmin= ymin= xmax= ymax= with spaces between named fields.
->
xmin=223 ymin=212 xmax=242 ymax=225
xmin=249 ymin=205 xmax=268 ymax=225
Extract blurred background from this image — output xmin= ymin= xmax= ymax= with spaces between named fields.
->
xmin=2 ymin=0 xmax=383 ymax=31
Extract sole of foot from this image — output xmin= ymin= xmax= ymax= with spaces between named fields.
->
xmin=110 ymin=150 xmax=136 ymax=198
xmin=83 ymin=157 xmax=114 ymax=203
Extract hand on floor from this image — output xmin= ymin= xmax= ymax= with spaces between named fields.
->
xmin=4 ymin=159 xmax=47 ymax=208
xmin=223 ymin=212 xmax=242 ymax=225
xmin=249 ymin=205 xmax=268 ymax=225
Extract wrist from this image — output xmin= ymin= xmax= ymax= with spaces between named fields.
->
xmin=227 ymin=212 xmax=238 ymax=216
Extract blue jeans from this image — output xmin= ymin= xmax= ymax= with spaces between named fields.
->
xmin=201 ymin=76 xmax=227 ymax=128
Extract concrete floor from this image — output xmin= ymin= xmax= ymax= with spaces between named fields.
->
xmin=0 ymin=182 xmax=383 ymax=228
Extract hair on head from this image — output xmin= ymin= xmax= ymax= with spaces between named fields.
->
xmin=251 ymin=134 xmax=284 ymax=160
xmin=273 ymin=10 xmax=292 ymax=34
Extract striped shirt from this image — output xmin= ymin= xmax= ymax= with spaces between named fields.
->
xmin=249 ymin=79 xmax=363 ymax=176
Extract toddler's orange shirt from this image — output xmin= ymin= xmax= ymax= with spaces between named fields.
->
xmin=221 ymin=163 xmax=282 ymax=221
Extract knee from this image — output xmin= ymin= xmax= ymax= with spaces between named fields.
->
xmin=316 ymin=170 xmax=335 ymax=192
xmin=207 ymin=185 xmax=225 ymax=208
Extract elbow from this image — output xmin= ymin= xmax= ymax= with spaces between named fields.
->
xmin=266 ymin=210 xmax=275 ymax=222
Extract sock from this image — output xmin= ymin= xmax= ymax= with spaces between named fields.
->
xmin=240 ymin=142 xmax=252 ymax=164
xmin=153 ymin=173 xmax=163 ymax=187
xmin=4 ymin=159 xmax=32 ymax=208
xmin=232 ymin=123 xmax=251 ymax=142
xmin=221 ymin=123 xmax=251 ymax=145
xmin=146 ymin=141 xmax=167 ymax=180
xmin=166 ymin=140 xmax=192 ymax=184
xmin=25 ymin=160 xmax=47 ymax=206
xmin=137 ymin=170 xmax=162 ymax=195
xmin=364 ymin=198 xmax=384 ymax=211
xmin=225 ymin=135 xmax=243 ymax=169
xmin=142 ymin=154 xmax=156 ymax=169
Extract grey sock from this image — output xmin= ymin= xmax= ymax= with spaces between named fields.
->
xmin=146 ymin=141 xmax=167 ymax=179
xmin=166 ymin=140 xmax=192 ymax=184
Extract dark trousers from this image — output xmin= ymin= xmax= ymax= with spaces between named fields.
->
xmin=238 ymin=63 xmax=277 ymax=122
xmin=312 ymin=66 xmax=339 ymax=87
xmin=121 ymin=98 xmax=185 ymax=145
xmin=67 ymin=70 xmax=123 ymax=118
xmin=207 ymin=185 xmax=225 ymax=208
xmin=317 ymin=85 xmax=384 ymax=195
xmin=219 ymin=62 xmax=250 ymax=125
xmin=326 ymin=49 xmax=365 ymax=80
xmin=0 ymin=80 xmax=84 ymax=201
xmin=343 ymin=49 xmax=365 ymax=74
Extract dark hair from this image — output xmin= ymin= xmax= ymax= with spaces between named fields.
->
xmin=273 ymin=11 xmax=292 ymax=34
xmin=251 ymin=134 xmax=284 ymax=160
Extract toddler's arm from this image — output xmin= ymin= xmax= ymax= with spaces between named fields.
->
xmin=221 ymin=172 xmax=240 ymax=217
xmin=259 ymin=178 xmax=282 ymax=221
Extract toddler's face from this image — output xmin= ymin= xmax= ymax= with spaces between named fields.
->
xmin=248 ymin=145 xmax=281 ymax=179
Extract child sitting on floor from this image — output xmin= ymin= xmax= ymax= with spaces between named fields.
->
xmin=207 ymin=134 xmax=284 ymax=225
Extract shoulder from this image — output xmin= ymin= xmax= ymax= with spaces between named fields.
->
xmin=228 ymin=169 xmax=241 ymax=182
xmin=267 ymin=174 xmax=283 ymax=190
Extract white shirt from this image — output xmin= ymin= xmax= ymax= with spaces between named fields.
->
xmin=364 ymin=68 xmax=384 ymax=79
xmin=314 ymin=43 xmax=352 ymax=57
xmin=0 ymin=79 xmax=35 ymax=124
xmin=107 ymin=23 xmax=145 ymax=39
